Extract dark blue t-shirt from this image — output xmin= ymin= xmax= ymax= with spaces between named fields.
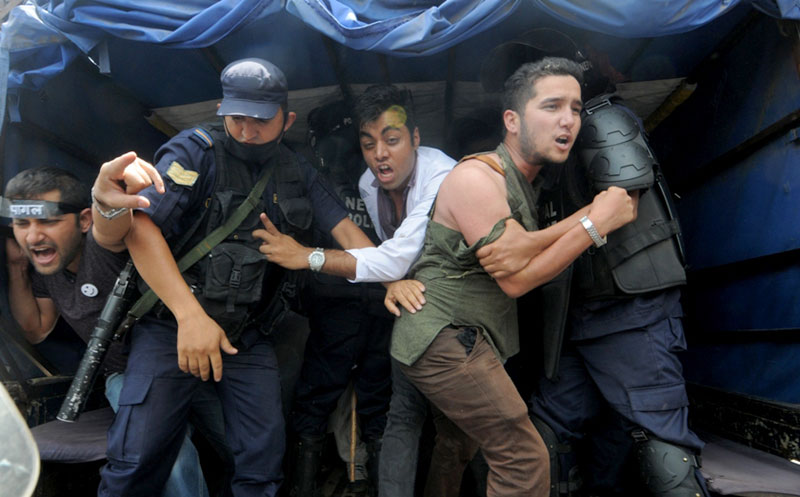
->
xmin=32 ymin=231 xmax=129 ymax=373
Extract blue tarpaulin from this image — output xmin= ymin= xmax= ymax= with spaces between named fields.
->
xmin=284 ymin=0 xmax=520 ymax=55
xmin=0 ymin=2 xmax=278 ymax=84
xmin=0 ymin=1 xmax=279 ymax=133
xmin=532 ymin=0 xmax=747 ymax=37
xmin=3 ymin=1 xmax=795 ymax=90
xmin=0 ymin=0 xmax=795 ymax=133
xmin=534 ymin=0 xmax=799 ymax=35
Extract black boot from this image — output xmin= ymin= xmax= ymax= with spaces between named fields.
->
xmin=289 ymin=434 xmax=325 ymax=497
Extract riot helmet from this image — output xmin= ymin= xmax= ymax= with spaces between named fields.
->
xmin=480 ymin=28 xmax=610 ymax=99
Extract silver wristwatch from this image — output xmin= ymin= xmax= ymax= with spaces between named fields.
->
xmin=580 ymin=216 xmax=607 ymax=248
xmin=308 ymin=247 xmax=325 ymax=272
xmin=91 ymin=187 xmax=129 ymax=220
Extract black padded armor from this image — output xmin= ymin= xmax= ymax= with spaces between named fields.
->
xmin=531 ymin=415 xmax=582 ymax=497
xmin=536 ymin=96 xmax=686 ymax=378
xmin=577 ymin=95 xmax=655 ymax=192
xmin=570 ymin=95 xmax=686 ymax=300
xmin=304 ymin=100 xmax=386 ymax=313
xmin=634 ymin=434 xmax=708 ymax=497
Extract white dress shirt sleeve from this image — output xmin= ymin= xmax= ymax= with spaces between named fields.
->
xmin=346 ymin=148 xmax=455 ymax=283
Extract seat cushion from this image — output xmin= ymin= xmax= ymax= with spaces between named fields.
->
xmin=31 ymin=407 xmax=114 ymax=463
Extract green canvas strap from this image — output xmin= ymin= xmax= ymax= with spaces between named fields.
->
xmin=125 ymin=167 xmax=274 ymax=321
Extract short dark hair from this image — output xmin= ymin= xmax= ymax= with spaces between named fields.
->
xmin=353 ymin=84 xmax=416 ymax=134
xmin=5 ymin=167 xmax=90 ymax=208
xmin=502 ymin=57 xmax=585 ymax=116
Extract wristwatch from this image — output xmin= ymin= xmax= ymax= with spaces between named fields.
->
xmin=91 ymin=187 xmax=129 ymax=220
xmin=308 ymin=247 xmax=325 ymax=272
xmin=580 ymin=216 xmax=607 ymax=248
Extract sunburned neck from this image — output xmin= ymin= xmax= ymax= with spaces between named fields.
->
xmin=502 ymin=139 xmax=543 ymax=183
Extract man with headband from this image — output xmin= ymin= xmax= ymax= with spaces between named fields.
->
xmin=4 ymin=164 xmax=220 ymax=497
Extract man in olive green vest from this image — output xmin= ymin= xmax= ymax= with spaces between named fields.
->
xmin=388 ymin=57 xmax=636 ymax=497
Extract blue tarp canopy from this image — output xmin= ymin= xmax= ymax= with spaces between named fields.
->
xmin=1 ymin=0 xmax=782 ymax=153
xmin=0 ymin=0 xmax=790 ymax=207
xmin=1 ymin=1 xmax=795 ymax=105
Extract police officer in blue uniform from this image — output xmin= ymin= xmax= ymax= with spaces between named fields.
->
xmin=287 ymin=100 xmax=393 ymax=497
xmin=92 ymin=58 xmax=375 ymax=497
xmin=527 ymin=95 xmax=708 ymax=497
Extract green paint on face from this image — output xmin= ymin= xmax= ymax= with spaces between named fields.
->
xmin=385 ymin=105 xmax=408 ymax=129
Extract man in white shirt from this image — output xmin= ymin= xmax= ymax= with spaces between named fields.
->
xmin=255 ymin=84 xmax=476 ymax=497
xmin=256 ymin=86 xmax=450 ymax=313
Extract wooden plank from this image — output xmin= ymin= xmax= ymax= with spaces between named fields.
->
xmin=0 ymin=0 xmax=25 ymax=23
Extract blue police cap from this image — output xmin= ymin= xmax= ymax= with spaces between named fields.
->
xmin=217 ymin=58 xmax=288 ymax=120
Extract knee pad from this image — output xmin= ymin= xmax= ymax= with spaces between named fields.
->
xmin=633 ymin=432 xmax=708 ymax=497
xmin=531 ymin=415 xmax=582 ymax=496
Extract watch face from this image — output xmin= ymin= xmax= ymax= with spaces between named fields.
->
xmin=309 ymin=250 xmax=325 ymax=270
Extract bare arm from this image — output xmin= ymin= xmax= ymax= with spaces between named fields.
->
xmin=477 ymin=190 xmax=640 ymax=278
xmin=253 ymin=214 xmax=429 ymax=315
xmin=492 ymin=188 xmax=635 ymax=297
xmin=125 ymin=211 xmax=237 ymax=381
xmin=321 ymin=217 xmax=377 ymax=278
xmin=253 ymin=214 xmax=372 ymax=279
xmin=6 ymin=239 xmax=58 ymax=343
xmin=92 ymin=152 xmax=165 ymax=252
xmin=436 ymin=160 xmax=635 ymax=298
xmin=475 ymin=206 xmax=590 ymax=278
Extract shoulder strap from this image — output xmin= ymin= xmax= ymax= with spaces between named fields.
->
xmin=126 ymin=165 xmax=274 ymax=321
xmin=460 ymin=153 xmax=505 ymax=177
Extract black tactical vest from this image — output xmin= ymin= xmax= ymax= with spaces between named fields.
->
xmin=177 ymin=127 xmax=314 ymax=342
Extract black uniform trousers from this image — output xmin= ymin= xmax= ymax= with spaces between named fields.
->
xmin=291 ymin=297 xmax=393 ymax=442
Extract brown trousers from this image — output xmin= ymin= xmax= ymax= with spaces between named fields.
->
xmin=399 ymin=326 xmax=550 ymax=497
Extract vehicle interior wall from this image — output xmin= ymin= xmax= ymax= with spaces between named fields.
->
xmin=648 ymin=14 xmax=800 ymax=405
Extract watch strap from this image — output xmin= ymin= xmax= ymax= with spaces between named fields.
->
xmin=580 ymin=216 xmax=607 ymax=248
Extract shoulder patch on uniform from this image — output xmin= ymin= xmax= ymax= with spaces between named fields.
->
xmin=191 ymin=128 xmax=214 ymax=149
xmin=166 ymin=161 xmax=200 ymax=187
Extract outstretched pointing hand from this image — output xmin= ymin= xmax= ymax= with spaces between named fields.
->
xmin=93 ymin=152 xmax=165 ymax=209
